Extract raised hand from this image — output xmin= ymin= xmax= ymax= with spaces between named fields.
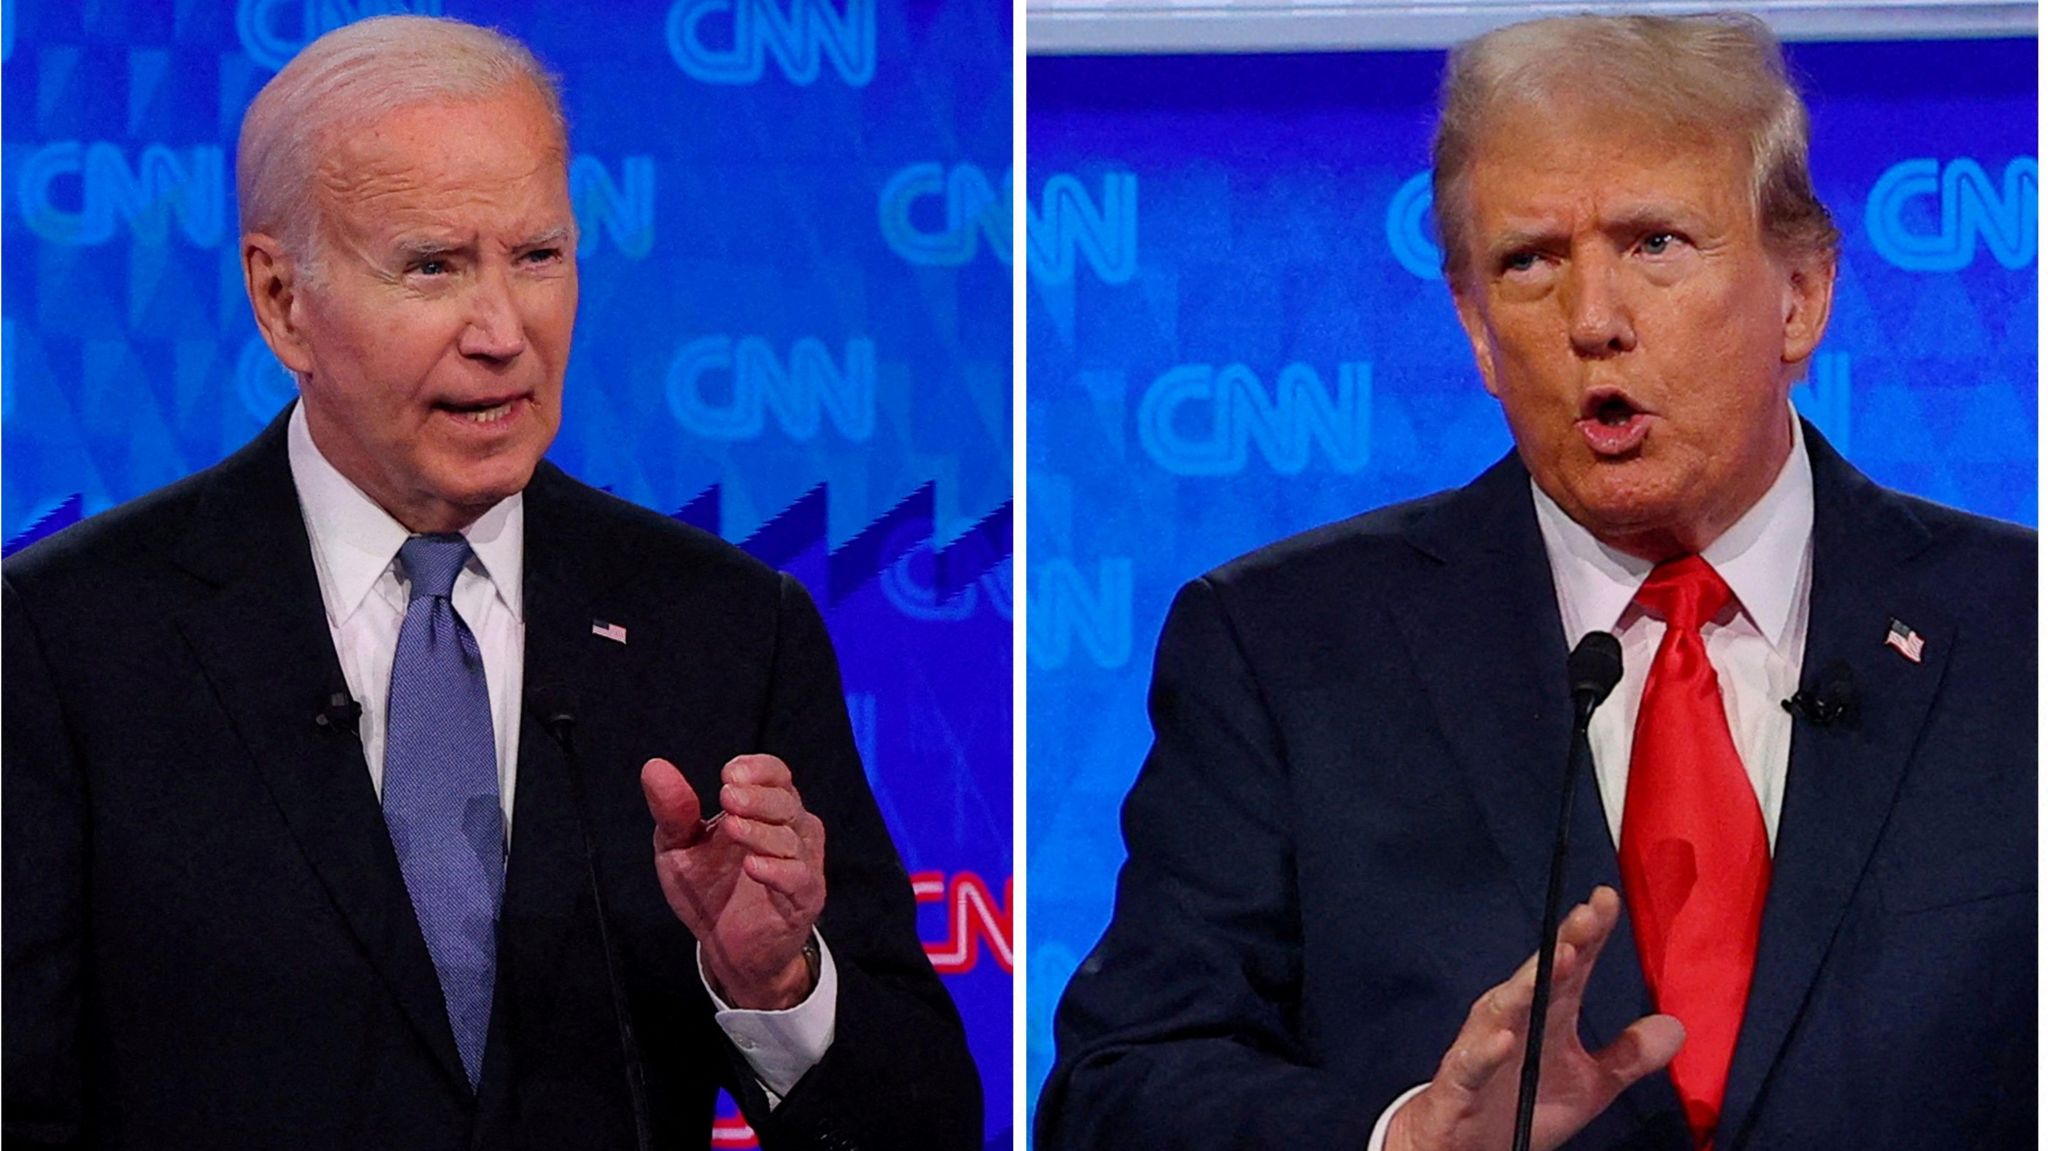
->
xmin=1384 ymin=887 xmax=1685 ymax=1151
xmin=640 ymin=754 xmax=828 ymax=1010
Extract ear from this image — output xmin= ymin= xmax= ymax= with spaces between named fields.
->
xmin=243 ymin=233 xmax=314 ymax=377
xmin=1779 ymin=249 xmax=1837 ymax=365
xmin=1449 ymin=276 xmax=1502 ymax=397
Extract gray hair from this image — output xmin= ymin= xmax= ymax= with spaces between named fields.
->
xmin=236 ymin=15 xmax=568 ymax=267
xmin=1431 ymin=12 xmax=1839 ymax=284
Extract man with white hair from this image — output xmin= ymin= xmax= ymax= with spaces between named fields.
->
xmin=4 ymin=15 xmax=979 ymax=1149
xmin=1041 ymin=13 xmax=2032 ymax=1150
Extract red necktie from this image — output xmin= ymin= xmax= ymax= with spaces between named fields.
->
xmin=1619 ymin=556 xmax=1771 ymax=1149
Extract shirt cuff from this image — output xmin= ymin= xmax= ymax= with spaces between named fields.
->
xmin=1367 ymin=1083 xmax=1430 ymax=1151
xmin=699 ymin=932 xmax=839 ymax=1105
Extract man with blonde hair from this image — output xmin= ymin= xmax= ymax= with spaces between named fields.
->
xmin=5 ymin=15 xmax=979 ymax=1149
xmin=1042 ymin=13 xmax=2032 ymax=1150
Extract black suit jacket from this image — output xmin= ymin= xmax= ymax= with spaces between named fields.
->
xmin=1039 ymin=426 xmax=2034 ymax=1149
xmin=4 ymin=413 xmax=981 ymax=1150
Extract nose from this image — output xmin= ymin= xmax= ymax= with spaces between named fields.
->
xmin=458 ymin=267 xmax=527 ymax=362
xmin=1563 ymin=250 xmax=1636 ymax=358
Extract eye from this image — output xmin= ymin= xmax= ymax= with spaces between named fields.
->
xmin=1640 ymin=232 xmax=1684 ymax=257
xmin=412 ymin=257 xmax=451 ymax=277
xmin=1500 ymin=250 xmax=1542 ymax=275
xmin=522 ymin=247 xmax=564 ymax=265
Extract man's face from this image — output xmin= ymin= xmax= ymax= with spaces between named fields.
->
xmin=1448 ymin=107 xmax=1833 ymax=559
xmin=259 ymin=82 xmax=578 ymax=532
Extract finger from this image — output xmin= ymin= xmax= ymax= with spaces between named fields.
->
xmin=1441 ymin=1020 xmax=1520 ymax=1093
xmin=641 ymin=758 xmax=705 ymax=850
xmin=1549 ymin=889 xmax=1623 ymax=1021
xmin=1469 ymin=956 xmax=1539 ymax=1035
xmin=1543 ymin=900 xmax=1602 ymax=998
xmin=1560 ymin=886 xmax=1622 ymax=971
xmin=724 ymin=754 xmax=793 ymax=790
xmin=742 ymin=853 xmax=822 ymax=901
xmin=795 ymin=811 xmax=826 ymax=860
xmin=1593 ymin=1013 xmax=1686 ymax=1089
xmin=719 ymin=814 xmax=803 ymax=860
xmin=721 ymin=781 xmax=802 ymax=825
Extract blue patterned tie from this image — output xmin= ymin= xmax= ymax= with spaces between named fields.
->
xmin=383 ymin=533 xmax=503 ymax=1087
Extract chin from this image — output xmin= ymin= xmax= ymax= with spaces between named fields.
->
xmin=1562 ymin=479 xmax=1695 ymax=545
xmin=437 ymin=458 xmax=544 ymax=513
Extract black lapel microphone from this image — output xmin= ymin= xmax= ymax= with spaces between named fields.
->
xmin=312 ymin=691 xmax=362 ymax=737
xmin=1783 ymin=660 xmax=1858 ymax=729
xmin=1512 ymin=631 xmax=1625 ymax=1151
xmin=531 ymin=688 xmax=654 ymax=1151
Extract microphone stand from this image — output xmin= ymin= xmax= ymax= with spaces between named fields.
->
xmin=541 ymin=706 xmax=655 ymax=1151
xmin=1512 ymin=633 xmax=1621 ymax=1151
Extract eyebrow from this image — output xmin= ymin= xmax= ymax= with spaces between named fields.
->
xmin=1485 ymin=224 xmax=1565 ymax=263
xmin=1483 ymin=201 xmax=1705 ymax=264
xmin=517 ymin=225 xmax=575 ymax=250
xmin=387 ymin=225 xmax=575 ymax=260
xmin=390 ymin=234 xmax=467 ymax=261
xmin=1599 ymin=203 xmax=1696 ymax=237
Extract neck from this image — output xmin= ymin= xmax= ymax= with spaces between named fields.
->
xmin=1588 ymin=414 xmax=1800 ymax=563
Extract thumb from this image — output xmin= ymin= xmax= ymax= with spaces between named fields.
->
xmin=640 ymin=757 xmax=704 ymax=850
xmin=1595 ymin=1013 xmax=1686 ymax=1088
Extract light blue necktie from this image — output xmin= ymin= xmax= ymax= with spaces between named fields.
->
xmin=383 ymin=533 xmax=503 ymax=1087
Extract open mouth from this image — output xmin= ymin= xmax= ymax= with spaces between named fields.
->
xmin=439 ymin=395 xmax=526 ymax=426
xmin=1591 ymin=394 xmax=1636 ymax=425
xmin=1576 ymin=389 xmax=1650 ymax=455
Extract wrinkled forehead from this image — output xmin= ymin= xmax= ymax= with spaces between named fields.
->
xmin=1455 ymin=97 xmax=1754 ymax=229
xmin=309 ymin=86 xmax=571 ymax=233
xmin=1473 ymin=89 xmax=1744 ymax=175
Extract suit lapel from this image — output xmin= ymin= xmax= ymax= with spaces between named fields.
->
xmin=168 ymin=413 xmax=471 ymax=1094
xmin=1389 ymin=457 xmax=1660 ymax=1071
xmin=1718 ymin=430 xmax=1946 ymax=1148
xmin=498 ymin=467 xmax=610 ymax=1011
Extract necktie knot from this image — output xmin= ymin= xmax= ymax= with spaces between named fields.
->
xmin=1633 ymin=554 xmax=1733 ymax=632
xmin=399 ymin=534 xmax=472 ymax=602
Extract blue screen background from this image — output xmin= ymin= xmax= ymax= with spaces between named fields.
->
xmin=2 ymin=1 xmax=1014 ymax=1144
xmin=1026 ymin=36 xmax=2036 ymax=1124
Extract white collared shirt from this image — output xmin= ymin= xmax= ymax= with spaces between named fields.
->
xmin=1531 ymin=415 xmax=1815 ymax=849
xmin=284 ymin=403 xmax=833 ymax=1101
xmin=288 ymin=404 xmax=527 ymax=821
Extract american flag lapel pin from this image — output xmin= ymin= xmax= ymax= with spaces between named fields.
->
xmin=1884 ymin=618 xmax=1924 ymax=663
xmin=591 ymin=619 xmax=628 ymax=645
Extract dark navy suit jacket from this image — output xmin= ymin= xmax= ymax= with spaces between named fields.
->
xmin=1040 ymin=425 xmax=2034 ymax=1149
xmin=4 ymin=412 xmax=981 ymax=1150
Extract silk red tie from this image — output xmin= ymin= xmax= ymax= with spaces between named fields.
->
xmin=1619 ymin=556 xmax=1771 ymax=1149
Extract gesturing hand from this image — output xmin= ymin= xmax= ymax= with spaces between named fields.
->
xmin=1384 ymin=887 xmax=1685 ymax=1151
xmin=640 ymin=754 xmax=827 ymax=1010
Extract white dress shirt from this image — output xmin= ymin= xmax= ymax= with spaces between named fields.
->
xmin=285 ymin=404 xmax=835 ymax=1101
xmin=1367 ymin=417 xmax=1816 ymax=1149
xmin=1536 ymin=416 xmax=1814 ymax=851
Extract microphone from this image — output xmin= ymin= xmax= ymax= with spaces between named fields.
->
xmin=1513 ymin=632 xmax=1624 ymax=1151
xmin=530 ymin=689 xmax=653 ymax=1151
xmin=1568 ymin=630 xmax=1624 ymax=720
xmin=1783 ymin=660 xmax=1857 ymax=729
xmin=312 ymin=691 xmax=362 ymax=737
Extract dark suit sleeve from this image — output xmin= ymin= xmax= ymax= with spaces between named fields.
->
xmin=1037 ymin=576 xmax=1383 ymax=1149
xmin=731 ymin=574 xmax=982 ymax=1150
xmin=3 ymin=574 xmax=89 ymax=1148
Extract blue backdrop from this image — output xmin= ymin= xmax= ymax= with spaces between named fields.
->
xmin=1025 ymin=36 xmax=2037 ymax=1122
xmin=1 ymin=1 xmax=1013 ymax=1145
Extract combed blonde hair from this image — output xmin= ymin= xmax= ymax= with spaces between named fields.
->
xmin=1431 ymin=12 xmax=1838 ymax=283
xmin=236 ymin=15 xmax=568 ymax=266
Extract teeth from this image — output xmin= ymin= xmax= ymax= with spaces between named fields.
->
xmin=462 ymin=402 xmax=513 ymax=424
